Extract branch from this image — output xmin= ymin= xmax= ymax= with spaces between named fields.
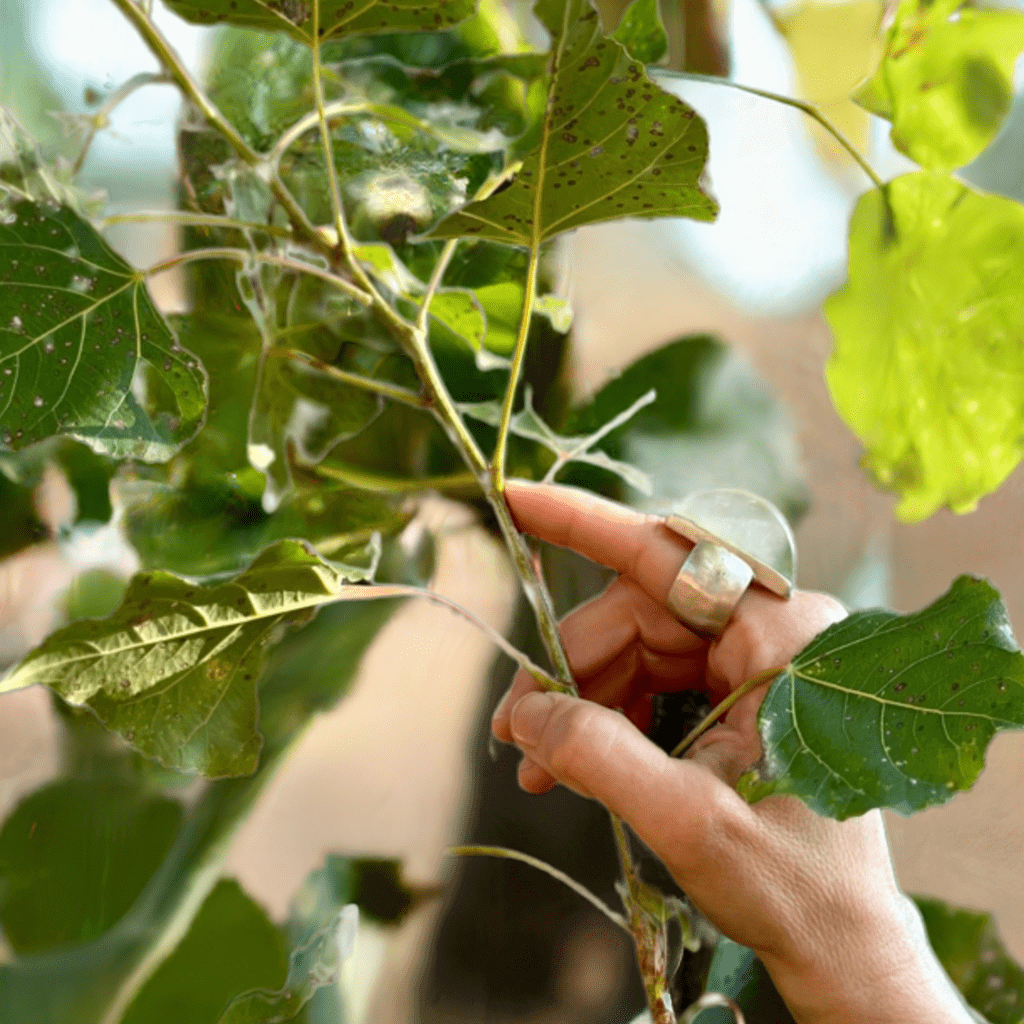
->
xmin=268 ymin=347 xmax=428 ymax=408
xmin=143 ymin=246 xmax=373 ymax=306
xmin=493 ymin=245 xmax=540 ymax=493
xmin=651 ymin=69 xmax=884 ymax=189
xmin=314 ymin=461 xmax=481 ymax=496
xmin=449 ymin=845 xmax=628 ymax=929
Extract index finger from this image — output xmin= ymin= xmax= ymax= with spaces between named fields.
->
xmin=503 ymin=479 xmax=692 ymax=604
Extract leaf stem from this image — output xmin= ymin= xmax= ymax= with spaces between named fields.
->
xmin=97 ymin=210 xmax=293 ymax=239
xmin=143 ymin=246 xmax=372 ymax=306
xmin=71 ymin=71 xmax=171 ymax=178
xmin=493 ymin=244 xmax=540 ymax=493
xmin=651 ymin=69 xmax=885 ymax=190
xmin=268 ymin=347 xmax=428 ymax=408
xmin=416 ymin=239 xmax=459 ymax=334
xmin=670 ymin=664 xmax=787 ymax=758
xmin=448 ymin=845 xmax=628 ymax=929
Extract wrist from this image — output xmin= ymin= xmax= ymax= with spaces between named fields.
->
xmin=758 ymin=894 xmax=977 ymax=1024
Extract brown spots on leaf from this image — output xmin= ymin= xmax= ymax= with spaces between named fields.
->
xmin=580 ymin=56 xmax=600 ymax=70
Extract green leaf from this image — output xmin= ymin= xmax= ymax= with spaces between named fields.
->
xmin=0 ymin=540 xmax=379 ymax=777
xmin=855 ymin=0 xmax=1024 ymax=171
xmin=163 ymin=0 xmax=476 ymax=45
xmin=217 ymin=905 xmax=356 ymax=1024
xmin=915 ymin=895 xmax=1024 ymax=1024
xmin=701 ymin=937 xmax=796 ymax=1024
xmin=0 ymin=199 xmax=205 ymax=461
xmin=427 ymin=289 xmax=487 ymax=351
xmin=427 ymin=0 xmax=716 ymax=245
xmin=561 ymin=336 xmax=809 ymax=521
xmin=824 ymin=173 xmax=1024 ymax=522
xmin=612 ymin=0 xmax=668 ymax=65
xmin=533 ymin=292 xmax=573 ymax=333
xmin=739 ymin=576 xmax=1024 ymax=820
xmin=0 ymin=779 xmax=182 ymax=954
xmin=120 ymin=880 xmax=288 ymax=1024
xmin=123 ymin=476 xmax=408 ymax=576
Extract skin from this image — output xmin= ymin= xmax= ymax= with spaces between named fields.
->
xmin=491 ymin=479 xmax=978 ymax=1024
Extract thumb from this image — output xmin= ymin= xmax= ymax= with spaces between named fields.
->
xmin=509 ymin=691 xmax=734 ymax=865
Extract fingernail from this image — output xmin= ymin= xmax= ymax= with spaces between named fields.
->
xmin=510 ymin=691 xmax=555 ymax=747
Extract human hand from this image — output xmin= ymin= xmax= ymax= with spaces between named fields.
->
xmin=491 ymin=479 xmax=975 ymax=1024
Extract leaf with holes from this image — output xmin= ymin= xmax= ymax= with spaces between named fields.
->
xmin=427 ymin=0 xmax=716 ymax=246
xmin=738 ymin=576 xmax=1024 ymax=820
xmin=163 ymin=0 xmax=476 ymax=45
xmin=825 ymin=173 xmax=1024 ymax=522
xmin=855 ymin=0 xmax=1024 ymax=172
xmin=0 ymin=540 xmax=383 ymax=777
xmin=0 ymin=199 xmax=206 ymax=461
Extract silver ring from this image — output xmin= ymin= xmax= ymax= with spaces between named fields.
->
xmin=663 ymin=489 xmax=797 ymax=639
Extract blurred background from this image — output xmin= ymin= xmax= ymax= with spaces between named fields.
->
xmin=3 ymin=0 xmax=1024 ymax=1019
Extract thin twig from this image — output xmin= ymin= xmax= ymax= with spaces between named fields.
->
xmin=542 ymin=388 xmax=657 ymax=484
xmin=449 ymin=845 xmax=628 ymax=929
xmin=72 ymin=71 xmax=170 ymax=177
xmin=493 ymin=245 xmax=540 ymax=493
xmin=98 ymin=210 xmax=292 ymax=239
xmin=268 ymin=347 xmax=427 ymax=408
xmin=671 ymin=665 xmax=787 ymax=758
xmin=314 ymin=461 xmax=481 ymax=496
xmin=333 ymin=583 xmax=571 ymax=693
xmin=143 ymin=246 xmax=372 ymax=306
xmin=416 ymin=239 xmax=459 ymax=333
xmin=651 ymin=69 xmax=885 ymax=190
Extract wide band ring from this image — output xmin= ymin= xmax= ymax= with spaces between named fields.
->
xmin=663 ymin=489 xmax=797 ymax=639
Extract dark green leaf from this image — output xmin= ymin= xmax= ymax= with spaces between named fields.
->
xmin=121 ymin=880 xmax=288 ymax=1024
xmin=0 ymin=540 xmax=378 ymax=777
xmin=0 ymin=200 xmax=206 ymax=461
xmin=739 ymin=576 xmax=1024 ymax=820
xmin=916 ymin=895 xmax=1024 ymax=1024
xmin=561 ymin=336 xmax=809 ymax=521
xmin=163 ymin=0 xmax=476 ymax=44
xmin=824 ymin=173 xmax=1024 ymax=522
xmin=612 ymin=0 xmax=668 ymax=65
xmin=217 ymin=905 xmax=356 ymax=1024
xmin=0 ymin=779 xmax=182 ymax=954
xmin=855 ymin=0 xmax=1024 ymax=171
xmin=124 ymin=476 xmax=408 ymax=576
xmin=427 ymin=0 xmax=716 ymax=245
xmin=701 ymin=937 xmax=796 ymax=1024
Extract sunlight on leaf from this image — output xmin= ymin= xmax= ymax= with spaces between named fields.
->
xmin=739 ymin=576 xmax=1024 ymax=820
xmin=0 ymin=540 xmax=379 ymax=777
xmin=825 ymin=173 xmax=1024 ymax=522
xmin=855 ymin=0 xmax=1024 ymax=171
xmin=0 ymin=199 xmax=206 ymax=461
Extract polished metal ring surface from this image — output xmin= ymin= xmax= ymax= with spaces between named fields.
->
xmin=664 ymin=489 xmax=797 ymax=639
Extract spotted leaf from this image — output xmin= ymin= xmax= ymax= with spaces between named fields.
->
xmin=0 ymin=199 xmax=205 ymax=461
xmin=738 ymin=576 xmax=1024 ymax=819
xmin=427 ymin=0 xmax=716 ymax=246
